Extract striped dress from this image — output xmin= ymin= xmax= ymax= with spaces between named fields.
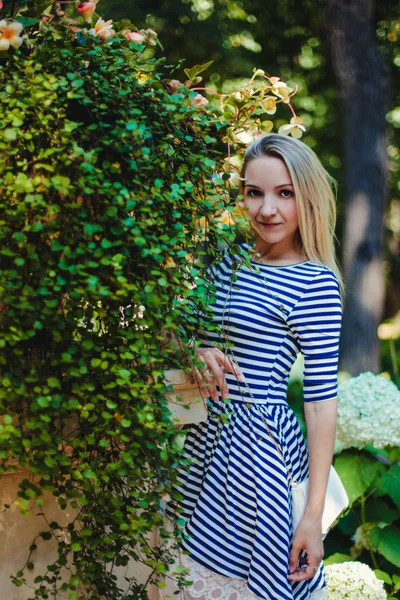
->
xmin=165 ymin=242 xmax=342 ymax=600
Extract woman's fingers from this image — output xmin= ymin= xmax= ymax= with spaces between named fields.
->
xmin=193 ymin=367 xmax=218 ymax=402
xmin=199 ymin=359 xmax=229 ymax=400
xmin=288 ymin=545 xmax=322 ymax=581
xmin=219 ymin=352 xmax=245 ymax=382
xmin=194 ymin=348 xmax=245 ymax=402
xmin=288 ymin=561 xmax=321 ymax=581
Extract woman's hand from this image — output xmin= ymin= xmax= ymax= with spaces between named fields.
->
xmin=193 ymin=347 xmax=245 ymax=402
xmin=288 ymin=516 xmax=324 ymax=581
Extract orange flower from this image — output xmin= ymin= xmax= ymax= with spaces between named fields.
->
xmin=89 ymin=17 xmax=115 ymax=40
xmin=0 ymin=20 xmax=23 ymax=51
xmin=165 ymin=257 xmax=176 ymax=268
xmin=219 ymin=210 xmax=235 ymax=226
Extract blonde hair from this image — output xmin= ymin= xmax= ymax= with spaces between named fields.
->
xmin=240 ymin=133 xmax=346 ymax=300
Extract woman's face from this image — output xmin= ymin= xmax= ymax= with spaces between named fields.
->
xmin=242 ymin=155 xmax=300 ymax=255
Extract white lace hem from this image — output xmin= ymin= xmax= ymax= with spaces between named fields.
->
xmin=160 ymin=553 xmax=327 ymax=600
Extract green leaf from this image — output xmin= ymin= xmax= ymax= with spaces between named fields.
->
xmin=374 ymin=569 xmax=392 ymax=585
xmin=15 ymin=16 xmax=40 ymax=26
xmin=375 ymin=464 xmax=400 ymax=506
xmin=172 ymin=565 xmax=187 ymax=573
xmin=34 ymin=0 xmax=52 ymax=16
xmin=37 ymin=397 xmax=49 ymax=408
xmin=184 ymin=61 xmax=214 ymax=82
xmin=4 ymin=128 xmax=17 ymax=141
xmin=333 ymin=451 xmax=384 ymax=505
xmin=393 ymin=574 xmax=400 ymax=591
xmin=368 ymin=525 xmax=400 ymax=567
xmin=83 ymin=469 xmax=97 ymax=480
xmin=71 ymin=542 xmax=82 ymax=551
xmin=64 ymin=121 xmax=81 ymax=132
xmin=118 ymin=369 xmax=130 ymax=379
xmin=323 ymin=553 xmax=352 ymax=565
xmin=47 ymin=377 xmax=61 ymax=389
xmin=71 ymin=79 xmax=85 ymax=89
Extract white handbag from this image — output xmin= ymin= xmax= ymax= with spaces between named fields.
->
xmin=255 ymin=405 xmax=349 ymax=538
xmin=291 ymin=464 xmax=350 ymax=539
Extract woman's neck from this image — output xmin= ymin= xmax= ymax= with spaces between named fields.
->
xmin=250 ymin=242 xmax=307 ymax=265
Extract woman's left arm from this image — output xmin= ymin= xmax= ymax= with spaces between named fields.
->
xmin=286 ymin=269 xmax=343 ymax=583
xmin=288 ymin=399 xmax=338 ymax=582
xmin=303 ymin=398 xmax=338 ymax=519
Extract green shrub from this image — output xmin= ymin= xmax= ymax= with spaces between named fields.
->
xmin=0 ymin=3 xmax=236 ymax=598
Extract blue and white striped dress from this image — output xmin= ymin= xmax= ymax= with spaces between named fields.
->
xmin=167 ymin=242 xmax=342 ymax=600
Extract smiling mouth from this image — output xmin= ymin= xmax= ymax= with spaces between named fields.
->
xmin=259 ymin=222 xmax=281 ymax=227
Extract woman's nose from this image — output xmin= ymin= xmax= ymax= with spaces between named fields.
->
xmin=259 ymin=197 xmax=278 ymax=216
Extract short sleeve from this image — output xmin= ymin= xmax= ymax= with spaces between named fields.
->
xmin=286 ymin=269 xmax=343 ymax=403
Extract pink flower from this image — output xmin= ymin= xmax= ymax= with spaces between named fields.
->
xmin=278 ymin=116 xmax=306 ymax=139
xmin=125 ymin=27 xmax=158 ymax=47
xmin=89 ymin=17 xmax=115 ymax=40
xmin=191 ymin=93 xmax=208 ymax=108
xmin=166 ymin=79 xmax=185 ymax=94
xmin=0 ymin=20 xmax=23 ymax=51
xmin=268 ymin=76 xmax=293 ymax=99
xmin=144 ymin=28 xmax=157 ymax=46
xmin=77 ymin=1 xmax=98 ymax=23
xmin=125 ymin=30 xmax=146 ymax=43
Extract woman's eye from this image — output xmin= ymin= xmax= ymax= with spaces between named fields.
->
xmin=280 ymin=189 xmax=293 ymax=198
xmin=247 ymin=189 xmax=262 ymax=197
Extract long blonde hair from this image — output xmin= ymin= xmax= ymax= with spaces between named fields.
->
xmin=240 ymin=133 xmax=345 ymax=300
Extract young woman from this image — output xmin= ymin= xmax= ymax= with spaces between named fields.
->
xmin=164 ymin=133 xmax=344 ymax=600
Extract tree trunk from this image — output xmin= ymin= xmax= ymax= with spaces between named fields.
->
xmin=325 ymin=0 xmax=391 ymax=375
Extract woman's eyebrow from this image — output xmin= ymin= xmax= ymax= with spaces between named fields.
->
xmin=244 ymin=183 xmax=293 ymax=188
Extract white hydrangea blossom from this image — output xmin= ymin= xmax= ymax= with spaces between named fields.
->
xmin=325 ymin=561 xmax=387 ymax=599
xmin=350 ymin=524 xmax=373 ymax=558
xmin=334 ymin=371 xmax=400 ymax=453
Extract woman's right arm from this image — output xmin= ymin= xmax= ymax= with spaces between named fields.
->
xmin=160 ymin=327 xmax=244 ymax=402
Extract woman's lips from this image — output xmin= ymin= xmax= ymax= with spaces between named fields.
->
xmin=259 ymin=223 xmax=281 ymax=229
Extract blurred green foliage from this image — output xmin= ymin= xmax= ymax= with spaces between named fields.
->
xmin=103 ymin=0 xmax=400 ymax=326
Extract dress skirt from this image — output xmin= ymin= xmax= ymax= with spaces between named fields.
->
xmin=164 ymin=398 xmax=328 ymax=600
